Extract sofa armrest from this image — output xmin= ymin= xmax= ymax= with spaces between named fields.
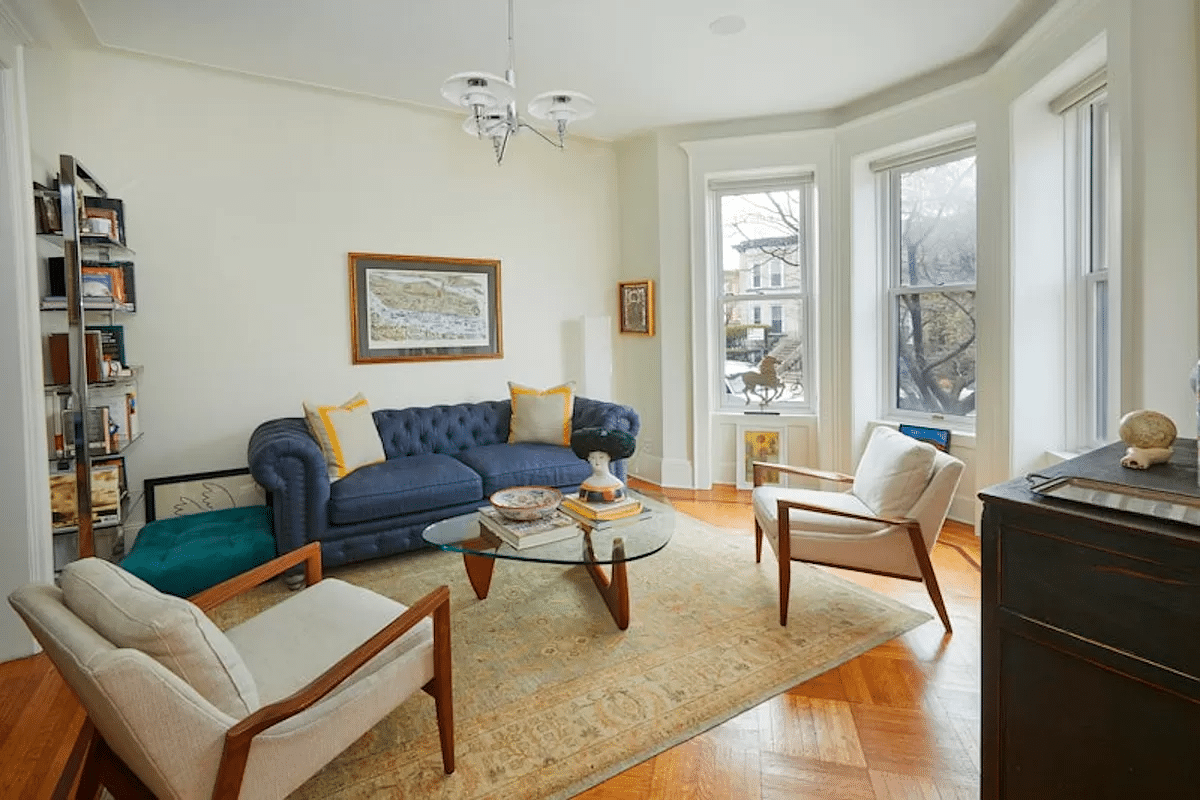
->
xmin=572 ymin=397 xmax=640 ymax=482
xmin=247 ymin=418 xmax=331 ymax=555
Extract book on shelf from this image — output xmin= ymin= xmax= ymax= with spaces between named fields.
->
xmin=86 ymin=324 xmax=126 ymax=365
xmin=89 ymin=384 xmax=139 ymax=447
xmin=62 ymin=406 xmax=114 ymax=456
xmin=477 ymin=506 xmax=580 ymax=549
xmin=560 ymin=494 xmax=643 ymax=522
xmin=45 ymin=392 xmax=65 ymax=458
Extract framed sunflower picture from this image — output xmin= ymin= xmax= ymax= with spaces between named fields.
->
xmin=736 ymin=423 xmax=788 ymax=489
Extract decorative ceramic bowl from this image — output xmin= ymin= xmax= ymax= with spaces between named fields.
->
xmin=489 ymin=486 xmax=563 ymax=521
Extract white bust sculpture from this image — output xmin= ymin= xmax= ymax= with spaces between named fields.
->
xmin=570 ymin=427 xmax=637 ymax=504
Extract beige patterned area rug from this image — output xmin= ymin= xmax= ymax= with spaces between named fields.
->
xmin=215 ymin=511 xmax=930 ymax=799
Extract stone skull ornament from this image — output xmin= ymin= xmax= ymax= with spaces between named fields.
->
xmin=1118 ymin=410 xmax=1176 ymax=469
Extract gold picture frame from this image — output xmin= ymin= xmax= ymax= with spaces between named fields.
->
xmin=736 ymin=422 xmax=788 ymax=490
xmin=349 ymin=252 xmax=503 ymax=364
xmin=618 ymin=279 xmax=655 ymax=336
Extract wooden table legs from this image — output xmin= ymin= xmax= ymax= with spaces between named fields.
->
xmin=583 ymin=537 xmax=629 ymax=630
xmin=462 ymin=535 xmax=631 ymax=629
xmin=462 ymin=553 xmax=495 ymax=600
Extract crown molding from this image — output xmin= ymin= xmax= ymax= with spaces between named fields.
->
xmin=0 ymin=1 xmax=33 ymax=45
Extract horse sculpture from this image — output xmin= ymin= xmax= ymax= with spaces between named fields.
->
xmin=736 ymin=355 xmax=785 ymax=407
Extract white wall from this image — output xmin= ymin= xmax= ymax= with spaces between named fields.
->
xmin=614 ymin=134 xmax=666 ymax=482
xmin=617 ymin=0 xmax=1200 ymax=523
xmin=0 ymin=19 xmax=52 ymax=661
xmin=22 ymin=47 xmax=623 ymax=506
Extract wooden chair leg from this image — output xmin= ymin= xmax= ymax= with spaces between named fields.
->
xmin=775 ymin=504 xmax=791 ymax=627
xmin=73 ymin=723 xmax=103 ymax=800
xmin=431 ymin=593 xmax=455 ymax=774
xmin=907 ymin=526 xmax=952 ymax=633
xmin=76 ymin=731 xmax=156 ymax=800
xmin=754 ymin=519 xmax=763 ymax=563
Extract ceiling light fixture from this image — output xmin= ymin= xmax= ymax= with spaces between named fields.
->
xmin=440 ymin=0 xmax=595 ymax=165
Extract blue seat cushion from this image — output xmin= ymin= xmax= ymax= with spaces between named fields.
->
xmin=455 ymin=443 xmax=591 ymax=497
xmin=328 ymin=453 xmax=482 ymax=526
xmin=120 ymin=506 xmax=276 ymax=598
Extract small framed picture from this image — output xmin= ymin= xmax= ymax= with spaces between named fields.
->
xmin=83 ymin=207 xmax=119 ymax=240
xmin=83 ymin=196 xmax=126 ymax=245
xmin=81 ymin=265 xmax=126 ymax=304
xmin=736 ymin=422 xmax=789 ymax=489
xmin=33 ymin=183 xmax=61 ymax=234
xmin=618 ymin=279 xmax=655 ymax=336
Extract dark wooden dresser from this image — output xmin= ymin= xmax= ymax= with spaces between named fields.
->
xmin=980 ymin=440 xmax=1200 ymax=799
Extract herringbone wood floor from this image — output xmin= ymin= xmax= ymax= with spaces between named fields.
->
xmin=0 ymin=481 xmax=980 ymax=799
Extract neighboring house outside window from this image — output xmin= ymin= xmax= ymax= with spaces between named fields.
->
xmin=713 ymin=176 xmax=814 ymax=411
xmin=876 ymin=144 xmax=978 ymax=424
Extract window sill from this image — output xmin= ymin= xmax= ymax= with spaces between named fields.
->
xmin=716 ymin=410 xmax=817 ymax=421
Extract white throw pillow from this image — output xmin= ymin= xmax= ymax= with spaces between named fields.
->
xmin=508 ymin=381 xmax=575 ymax=446
xmin=851 ymin=426 xmax=938 ymax=519
xmin=60 ymin=558 xmax=259 ymax=718
xmin=303 ymin=393 xmax=386 ymax=481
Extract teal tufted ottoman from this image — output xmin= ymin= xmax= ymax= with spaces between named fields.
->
xmin=120 ymin=506 xmax=276 ymax=597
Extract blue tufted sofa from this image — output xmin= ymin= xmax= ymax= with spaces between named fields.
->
xmin=247 ymin=397 xmax=639 ymax=570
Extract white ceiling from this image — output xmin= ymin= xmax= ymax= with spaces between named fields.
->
xmin=25 ymin=0 xmax=1055 ymax=141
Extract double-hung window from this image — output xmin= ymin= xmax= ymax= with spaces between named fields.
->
xmin=712 ymin=174 xmax=814 ymax=411
xmin=876 ymin=142 xmax=977 ymax=423
xmin=1057 ymin=72 xmax=1112 ymax=447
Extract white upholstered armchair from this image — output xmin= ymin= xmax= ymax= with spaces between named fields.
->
xmin=8 ymin=542 xmax=453 ymax=799
xmin=752 ymin=425 xmax=964 ymax=631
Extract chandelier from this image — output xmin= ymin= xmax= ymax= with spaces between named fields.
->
xmin=440 ymin=0 xmax=595 ymax=165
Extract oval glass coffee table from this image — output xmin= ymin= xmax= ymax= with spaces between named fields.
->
xmin=422 ymin=494 xmax=673 ymax=630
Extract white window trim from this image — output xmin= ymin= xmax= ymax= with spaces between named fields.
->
xmin=710 ymin=173 xmax=816 ymax=414
xmin=1063 ymin=87 xmax=1115 ymax=450
xmin=877 ymin=144 xmax=978 ymax=427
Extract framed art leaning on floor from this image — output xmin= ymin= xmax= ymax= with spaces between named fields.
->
xmin=736 ymin=422 xmax=788 ymax=489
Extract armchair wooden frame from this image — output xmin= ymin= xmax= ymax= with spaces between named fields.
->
xmin=752 ymin=461 xmax=952 ymax=632
xmin=72 ymin=542 xmax=455 ymax=799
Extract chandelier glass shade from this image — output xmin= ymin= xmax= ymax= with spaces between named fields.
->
xmin=440 ymin=0 xmax=595 ymax=164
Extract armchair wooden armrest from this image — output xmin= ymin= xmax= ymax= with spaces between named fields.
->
xmin=214 ymin=584 xmax=453 ymax=796
xmin=752 ymin=461 xmax=854 ymax=487
xmin=189 ymin=542 xmax=322 ymax=612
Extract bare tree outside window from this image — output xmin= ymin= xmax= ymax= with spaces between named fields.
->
xmin=714 ymin=179 xmax=813 ymax=410
xmin=891 ymin=153 xmax=977 ymax=417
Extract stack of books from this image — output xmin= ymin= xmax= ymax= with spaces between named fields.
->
xmin=477 ymin=506 xmax=579 ymax=550
xmin=559 ymin=494 xmax=648 ymax=528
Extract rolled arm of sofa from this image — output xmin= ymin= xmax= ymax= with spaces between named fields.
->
xmin=572 ymin=397 xmax=641 ymax=482
xmin=247 ymin=418 xmax=331 ymax=555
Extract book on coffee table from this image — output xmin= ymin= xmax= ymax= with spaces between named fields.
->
xmin=560 ymin=494 xmax=643 ymax=522
xmin=477 ymin=506 xmax=580 ymax=549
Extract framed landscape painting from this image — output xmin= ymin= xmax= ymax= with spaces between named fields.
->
xmin=349 ymin=253 xmax=503 ymax=364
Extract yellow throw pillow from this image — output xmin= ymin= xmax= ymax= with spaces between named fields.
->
xmin=508 ymin=382 xmax=575 ymax=446
xmin=302 ymin=393 xmax=385 ymax=481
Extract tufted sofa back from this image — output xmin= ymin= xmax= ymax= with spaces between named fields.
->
xmin=373 ymin=401 xmax=511 ymax=458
